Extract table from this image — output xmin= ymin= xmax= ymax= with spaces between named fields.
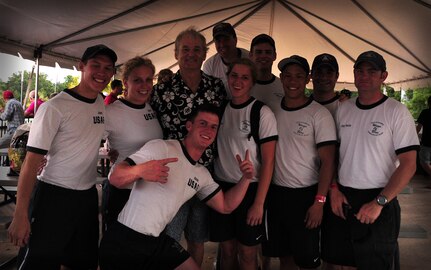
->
xmin=0 ymin=166 xmax=107 ymax=207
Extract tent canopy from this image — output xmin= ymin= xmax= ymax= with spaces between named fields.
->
xmin=1 ymin=0 xmax=430 ymax=90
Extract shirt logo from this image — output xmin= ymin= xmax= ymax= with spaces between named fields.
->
xmin=187 ymin=177 xmax=200 ymax=191
xmin=368 ymin=121 xmax=384 ymax=136
xmin=240 ymin=120 xmax=251 ymax=133
xmin=144 ymin=112 xmax=156 ymax=120
xmin=294 ymin=121 xmax=310 ymax=136
xmin=93 ymin=115 xmax=104 ymax=124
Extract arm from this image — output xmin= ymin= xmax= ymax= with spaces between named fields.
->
xmin=8 ymin=151 xmax=45 ymax=247
xmin=109 ymin=158 xmax=178 ymax=188
xmin=206 ymin=150 xmax=253 ymax=214
xmin=24 ymin=102 xmax=35 ymax=117
xmin=305 ymin=144 xmax=336 ymax=229
xmin=356 ymin=150 xmax=416 ymax=224
xmin=247 ymin=140 xmax=276 ymax=226
xmin=416 ymin=123 xmax=423 ymax=136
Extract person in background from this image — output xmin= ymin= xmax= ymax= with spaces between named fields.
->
xmin=203 ymin=22 xmax=249 ymax=99
xmin=417 ymin=96 xmax=431 ymax=185
xmin=24 ymin=90 xmax=44 ymax=117
xmin=325 ymin=51 xmax=419 ymax=269
xmin=151 ymin=27 xmax=227 ymax=267
xmin=157 ymin=68 xmax=174 ymax=84
xmin=210 ymin=58 xmax=277 ymax=269
xmin=103 ymin=56 xmax=163 ymax=231
xmin=104 ymin=79 xmax=123 ymax=105
xmin=0 ymin=90 xmax=24 ymax=148
xmin=262 ymin=55 xmax=337 ymax=270
xmin=99 ymin=105 xmax=254 ymax=270
xmin=8 ymin=44 xmax=117 ymax=269
xmin=249 ymin=34 xmax=283 ymax=112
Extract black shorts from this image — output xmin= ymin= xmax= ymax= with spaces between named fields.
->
xmin=103 ymin=182 xmax=131 ymax=232
xmin=19 ymin=181 xmax=99 ymax=270
xmin=261 ymin=184 xmax=320 ymax=269
xmin=209 ymin=182 xmax=264 ymax=246
xmin=320 ymin=185 xmax=400 ymax=269
xmin=99 ymin=221 xmax=190 ymax=270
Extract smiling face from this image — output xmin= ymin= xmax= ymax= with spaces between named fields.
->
xmin=311 ymin=66 xmax=339 ymax=94
xmin=250 ymin=42 xmax=276 ymax=71
xmin=186 ymin=111 xmax=219 ymax=150
xmin=79 ymin=55 xmax=115 ymax=98
xmin=175 ymin=34 xmax=207 ymax=71
xmin=123 ymin=65 xmax=154 ymax=105
xmin=228 ymin=63 xmax=254 ymax=104
xmin=214 ymin=35 xmax=237 ymax=60
xmin=280 ymin=64 xmax=310 ymax=101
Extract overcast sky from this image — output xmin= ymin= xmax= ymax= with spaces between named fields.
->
xmin=0 ymin=53 xmax=80 ymax=83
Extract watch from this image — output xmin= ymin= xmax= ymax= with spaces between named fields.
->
xmin=376 ymin=194 xmax=388 ymax=206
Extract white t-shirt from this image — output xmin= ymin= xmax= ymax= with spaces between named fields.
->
xmin=202 ymin=48 xmax=249 ymax=99
xmin=215 ymin=98 xmax=278 ymax=183
xmin=118 ymin=139 xmax=221 ymax=236
xmin=105 ymin=99 xmax=163 ymax=188
xmin=250 ymin=75 xmax=284 ymax=112
xmin=336 ymin=96 xmax=419 ymax=189
xmin=273 ymin=99 xmax=337 ymax=188
xmin=105 ymin=99 xmax=162 ymax=164
xmin=27 ymin=90 xmax=105 ymax=190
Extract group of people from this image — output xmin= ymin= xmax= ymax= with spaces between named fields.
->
xmin=0 ymin=89 xmax=44 ymax=150
xmin=7 ymin=22 xmax=421 ymax=270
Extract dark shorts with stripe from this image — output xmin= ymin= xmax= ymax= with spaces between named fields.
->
xmin=320 ymin=185 xmax=400 ymax=269
xmin=261 ymin=184 xmax=321 ymax=269
xmin=19 ymin=181 xmax=99 ymax=270
xmin=209 ymin=182 xmax=265 ymax=246
xmin=99 ymin=221 xmax=190 ymax=270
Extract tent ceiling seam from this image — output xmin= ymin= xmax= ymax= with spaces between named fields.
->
xmin=278 ymin=0 xmax=356 ymax=63
xmin=352 ymin=0 xmax=430 ymax=72
xmin=284 ymin=0 xmax=429 ymax=74
xmin=50 ymin=0 xmax=261 ymax=48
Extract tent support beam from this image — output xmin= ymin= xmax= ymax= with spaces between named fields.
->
xmin=352 ymin=0 xmax=430 ymax=72
xmin=278 ymin=0 xmax=355 ymax=63
xmin=283 ymin=0 xmax=430 ymax=74
xmin=50 ymin=1 xmax=261 ymax=48
xmin=44 ymin=0 xmax=159 ymax=49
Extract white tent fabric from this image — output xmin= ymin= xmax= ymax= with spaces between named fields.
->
xmin=0 ymin=0 xmax=430 ymax=90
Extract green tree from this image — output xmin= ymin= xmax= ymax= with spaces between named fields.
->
xmin=405 ymin=87 xmax=431 ymax=119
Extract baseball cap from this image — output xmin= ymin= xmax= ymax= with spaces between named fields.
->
xmin=354 ymin=51 xmax=386 ymax=71
xmin=3 ymin=90 xmax=14 ymax=99
xmin=312 ymin=53 xmax=339 ymax=73
xmin=213 ymin=23 xmax=236 ymax=39
xmin=278 ymin=55 xmax=310 ymax=74
xmin=250 ymin=34 xmax=276 ymax=51
xmin=81 ymin=44 xmax=117 ymax=64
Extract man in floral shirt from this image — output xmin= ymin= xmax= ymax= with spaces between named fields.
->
xmin=151 ymin=27 xmax=227 ymax=267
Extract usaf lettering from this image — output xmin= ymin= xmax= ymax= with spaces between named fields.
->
xmin=93 ymin=116 xmax=104 ymax=124
xmin=187 ymin=177 xmax=200 ymax=191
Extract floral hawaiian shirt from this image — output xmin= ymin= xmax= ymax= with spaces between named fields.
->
xmin=151 ymin=71 xmax=227 ymax=168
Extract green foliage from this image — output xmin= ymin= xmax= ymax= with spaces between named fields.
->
xmin=0 ymin=71 xmax=80 ymax=106
xmin=405 ymin=87 xmax=431 ymax=119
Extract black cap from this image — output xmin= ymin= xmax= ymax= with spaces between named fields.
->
xmin=213 ymin=23 xmax=236 ymax=39
xmin=81 ymin=44 xmax=117 ymax=64
xmin=354 ymin=51 xmax=386 ymax=71
xmin=312 ymin=53 xmax=339 ymax=73
xmin=250 ymin=34 xmax=276 ymax=51
xmin=278 ymin=55 xmax=310 ymax=74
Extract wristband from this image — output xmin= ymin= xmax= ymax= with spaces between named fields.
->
xmin=330 ymin=183 xmax=338 ymax=189
xmin=315 ymin=195 xmax=326 ymax=203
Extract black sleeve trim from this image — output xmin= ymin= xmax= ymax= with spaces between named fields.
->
xmin=201 ymin=186 xmax=222 ymax=203
xmin=316 ymin=140 xmax=338 ymax=148
xmin=259 ymin=135 xmax=278 ymax=145
xmin=395 ymin=145 xmax=420 ymax=155
xmin=26 ymin=146 xmax=48 ymax=155
xmin=124 ymin=157 xmax=136 ymax=166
